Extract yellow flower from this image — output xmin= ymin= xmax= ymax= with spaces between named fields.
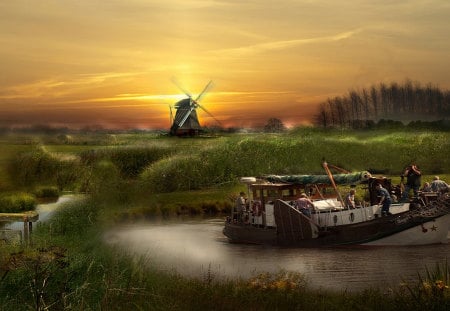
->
xmin=434 ymin=280 xmax=447 ymax=291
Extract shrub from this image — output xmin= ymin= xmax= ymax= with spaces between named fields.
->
xmin=33 ymin=186 xmax=60 ymax=199
xmin=79 ymin=146 xmax=177 ymax=178
xmin=0 ymin=192 xmax=36 ymax=213
xmin=6 ymin=144 xmax=81 ymax=191
xmin=139 ymin=155 xmax=204 ymax=193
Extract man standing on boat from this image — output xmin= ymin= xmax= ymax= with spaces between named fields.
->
xmin=401 ymin=164 xmax=421 ymax=201
xmin=375 ymin=183 xmax=392 ymax=216
xmin=295 ymin=193 xmax=315 ymax=217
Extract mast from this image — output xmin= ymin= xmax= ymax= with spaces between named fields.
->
xmin=322 ymin=161 xmax=344 ymax=204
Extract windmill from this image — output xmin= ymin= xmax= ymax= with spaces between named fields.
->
xmin=169 ymin=79 xmax=220 ymax=136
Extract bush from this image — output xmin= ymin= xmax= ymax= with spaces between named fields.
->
xmin=33 ymin=186 xmax=60 ymax=199
xmin=139 ymin=155 xmax=204 ymax=193
xmin=79 ymin=146 xmax=176 ymax=178
xmin=6 ymin=144 xmax=81 ymax=191
xmin=0 ymin=192 xmax=36 ymax=213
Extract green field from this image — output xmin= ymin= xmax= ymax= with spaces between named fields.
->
xmin=1 ymin=128 xmax=449 ymax=191
xmin=1 ymin=129 xmax=450 ymax=310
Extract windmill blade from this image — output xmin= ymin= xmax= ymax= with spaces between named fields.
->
xmin=171 ymin=77 xmax=192 ymax=98
xmin=195 ymin=80 xmax=214 ymax=102
xmin=196 ymin=103 xmax=222 ymax=126
xmin=177 ymin=106 xmax=196 ymax=128
xmin=169 ymin=104 xmax=174 ymax=124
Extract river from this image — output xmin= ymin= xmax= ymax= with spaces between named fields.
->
xmin=104 ymin=218 xmax=450 ymax=292
xmin=7 ymin=198 xmax=450 ymax=292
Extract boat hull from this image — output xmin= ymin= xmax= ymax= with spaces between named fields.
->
xmin=362 ymin=214 xmax=450 ymax=246
xmin=223 ymin=197 xmax=450 ymax=247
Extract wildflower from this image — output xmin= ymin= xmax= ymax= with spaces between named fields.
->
xmin=434 ymin=280 xmax=448 ymax=291
xmin=422 ymin=281 xmax=432 ymax=295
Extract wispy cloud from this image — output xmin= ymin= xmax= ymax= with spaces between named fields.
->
xmin=0 ymin=72 xmax=143 ymax=100
xmin=208 ymin=28 xmax=363 ymax=57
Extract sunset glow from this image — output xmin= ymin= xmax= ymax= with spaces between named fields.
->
xmin=1 ymin=1 xmax=449 ymax=129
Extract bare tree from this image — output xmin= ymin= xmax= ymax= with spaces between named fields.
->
xmin=313 ymin=80 xmax=450 ymax=128
xmin=264 ymin=118 xmax=286 ymax=132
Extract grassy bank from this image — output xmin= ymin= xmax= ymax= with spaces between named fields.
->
xmin=1 ymin=129 xmax=450 ymax=309
xmin=1 ymin=198 xmax=449 ymax=310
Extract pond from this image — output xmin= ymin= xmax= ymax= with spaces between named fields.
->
xmin=104 ymin=218 xmax=450 ymax=292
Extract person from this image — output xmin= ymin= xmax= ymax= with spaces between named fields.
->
xmin=401 ymin=164 xmax=421 ymax=201
xmin=375 ymin=183 xmax=392 ymax=216
xmin=430 ymin=176 xmax=449 ymax=193
xmin=235 ymin=191 xmax=247 ymax=222
xmin=421 ymin=182 xmax=432 ymax=192
xmin=344 ymin=189 xmax=356 ymax=209
xmin=295 ymin=193 xmax=314 ymax=217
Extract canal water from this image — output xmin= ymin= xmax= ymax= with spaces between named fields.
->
xmin=104 ymin=218 xmax=450 ymax=292
xmin=6 ymin=198 xmax=450 ymax=292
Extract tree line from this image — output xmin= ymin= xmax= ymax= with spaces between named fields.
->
xmin=314 ymin=80 xmax=450 ymax=128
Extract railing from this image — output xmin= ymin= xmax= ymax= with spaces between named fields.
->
xmin=0 ymin=211 xmax=39 ymax=246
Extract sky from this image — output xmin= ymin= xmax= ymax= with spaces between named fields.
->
xmin=1 ymin=0 xmax=449 ymax=130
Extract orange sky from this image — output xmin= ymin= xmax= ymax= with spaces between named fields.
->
xmin=1 ymin=1 xmax=449 ymax=130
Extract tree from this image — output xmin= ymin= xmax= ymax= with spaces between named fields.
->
xmin=313 ymin=80 xmax=450 ymax=128
xmin=264 ymin=118 xmax=286 ymax=132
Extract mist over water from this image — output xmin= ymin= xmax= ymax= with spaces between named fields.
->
xmin=105 ymin=219 xmax=450 ymax=292
xmin=5 ymin=195 xmax=449 ymax=292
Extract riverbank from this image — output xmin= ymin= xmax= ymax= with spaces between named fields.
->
xmin=1 ymin=196 xmax=450 ymax=310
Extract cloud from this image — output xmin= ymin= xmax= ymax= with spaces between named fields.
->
xmin=0 ymin=72 xmax=143 ymax=100
xmin=208 ymin=28 xmax=363 ymax=57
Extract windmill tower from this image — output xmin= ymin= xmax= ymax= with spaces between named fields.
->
xmin=169 ymin=79 xmax=220 ymax=136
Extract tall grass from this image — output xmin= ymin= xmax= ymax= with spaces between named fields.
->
xmin=79 ymin=145 xmax=178 ymax=178
xmin=4 ymin=130 xmax=449 ymax=196
xmin=6 ymin=144 xmax=82 ymax=191
xmin=1 ymin=130 xmax=450 ymax=310
xmin=138 ymin=130 xmax=450 ymax=193
xmin=0 ymin=192 xmax=36 ymax=212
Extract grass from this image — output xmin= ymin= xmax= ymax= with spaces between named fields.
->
xmin=0 ymin=129 xmax=450 ymax=310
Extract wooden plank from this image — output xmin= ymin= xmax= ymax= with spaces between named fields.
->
xmin=0 ymin=211 xmax=39 ymax=222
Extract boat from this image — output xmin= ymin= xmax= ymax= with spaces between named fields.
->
xmin=223 ymin=163 xmax=450 ymax=247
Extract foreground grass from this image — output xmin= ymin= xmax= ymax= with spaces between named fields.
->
xmin=1 ymin=198 xmax=449 ymax=310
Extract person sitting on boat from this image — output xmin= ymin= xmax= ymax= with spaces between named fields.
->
xmin=295 ymin=193 xmax=314 ymax=217
xmin=421 ymin=182 xmax=432 ymax=192
xmin=375 ymin=183 xmax=392 ymax=216
xmin=430 ymin=176 xmax=449 ymax=194
xmin=235 ymin=191 xmax=247 ymax=222
xmin=400 ymin=164 xmax=421 ymax=201
xmin=344 ymin=189 xmax=356 ymax=209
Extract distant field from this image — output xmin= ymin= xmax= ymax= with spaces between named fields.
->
xmin=0 ymin=129 xmax=449 ymax=193
xmin=0 ymin=145 xmax=32 ymax=188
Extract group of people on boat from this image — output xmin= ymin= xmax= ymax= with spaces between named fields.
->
xmin=374 ymin=164 xmax=449 ymax=216
xmin=400 ymin=164 xmax=449 ymax=198
xmin=231 ymin=163 xmax=449 ymax=223
xmin=422 ymin=176 xmax=449 ymax=193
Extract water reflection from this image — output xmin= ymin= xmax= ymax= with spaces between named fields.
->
xmin=7 ymin=194 xmax=79 ymax=231
xmin=105 ymin=218 xmax=450 ymax=292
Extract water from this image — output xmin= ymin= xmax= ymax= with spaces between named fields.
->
xmin=105 ymin=218 xmax=450 ymax=292
xmin=6 ymin=194 xmax=79 ymax=232
xmin=5 ymin=197 xmax=450 ymax=292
